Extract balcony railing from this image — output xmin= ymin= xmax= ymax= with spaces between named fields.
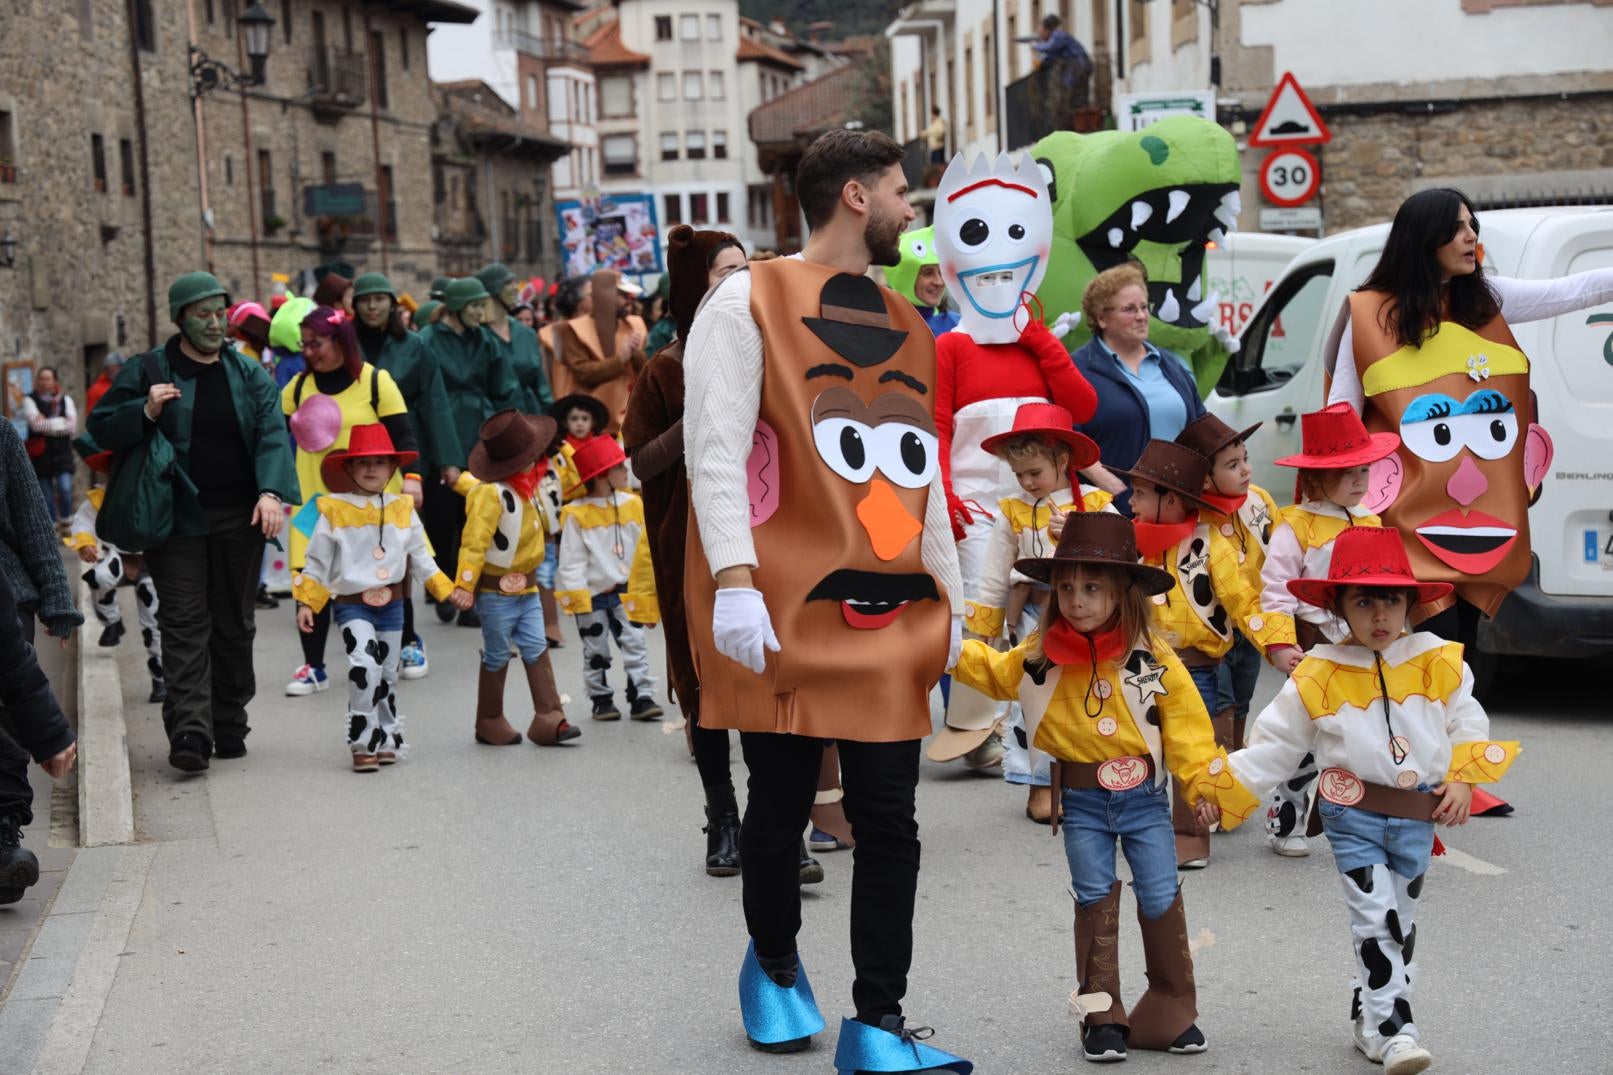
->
xmin=1004 ymin=59 xmax=1102 ymax=151
xmin=310 ymin=47 xmax=368 ymax=114
xmin=493 ymin=28 xmax=591 ymax=64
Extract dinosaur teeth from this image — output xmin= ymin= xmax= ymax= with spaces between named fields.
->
xmin=1214 ymin=204 xmax=1238 ymax=231
xmin=1207 ymin=227 xmax=1226 ymax=244
xmin=1190 ymin=291 xmax=1219 ymax=324
xmin=1157 ymin=289 xmax=1181 ymax=323
xmin=1130 ymin=201 xmax=1154 ymax=230
xmin=1221 ymin=190 xmax=1242 ymax=215
xmin=1166 ymin=189 xmax=1191 ymax=224
xmin=1187 ymin=275 xmax=1202 ymax=302
xmin=1108 ymin=227 xmax=1125 ymax=248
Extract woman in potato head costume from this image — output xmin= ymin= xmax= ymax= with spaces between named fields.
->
xmin=683 ymin=130 xmax=971 ymax=1073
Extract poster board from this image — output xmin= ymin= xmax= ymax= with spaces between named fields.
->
xmin=3 ymin=361 xmax=34 ymax=440
xmin=555 ymin=194 xmax=664 ymax=282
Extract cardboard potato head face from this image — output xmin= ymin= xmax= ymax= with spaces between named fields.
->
xmin=934 ymin=152 xmax=1053 ymax=344
xmin=1359 ymin=322 xmax=1553 ymax=615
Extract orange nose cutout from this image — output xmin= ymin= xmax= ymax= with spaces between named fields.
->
xmin=857 ymin=478 xmax=923 ymax=561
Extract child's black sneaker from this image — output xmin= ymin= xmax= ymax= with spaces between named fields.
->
xmin=97 ymin=621 xmax=125 ymax=647
xmin=0 ymin=817 xmax=39 ymax=903
xmin=148 ymin=677 xmax=167 ymax=704
xmin=591 ymin=695 xmax=622 ymax=721
xmin=1082 ymin=1023 xmax=1127 ymax=1063
xmin=1168 ymin=1024 xmax=1207 ymax=1054
xmin=629 ymin=696 xmax=664 ymax=721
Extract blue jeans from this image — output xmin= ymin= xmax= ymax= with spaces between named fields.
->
xmin=1187 ymin=660 xmax=1234 ymax=715
xmin=475 ymin=592 xmax=548 ymax=670
xmin=536 ymin=539 xmax=558 ymax=591
xmin=1224 ymin=633 xmax=1262 ymax=721
xmin=1319 ymin=798 xmax=1436 ymax=878
xmin=332 ymin=599 xmax=404 ymax=635
xmin=38 ymin=470 xmax=72 ymax=522
xmin=1060 ymin=779 xmax=1179 ymax=920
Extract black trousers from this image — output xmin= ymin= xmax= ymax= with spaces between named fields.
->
xmin=421 ymin=476 xmax=466 ymax=581
xmin=692 ymin=720 xmax=732 ymax=789
xmin=299 ymin=604 xmax=331 ymax=668
xmin=738 ymin=732 xmax=921 ymax=1021
xmin=0 ymin=612 xmax=37 ymax=825
xmin=143 ymin=507 xmax=265 ymax=747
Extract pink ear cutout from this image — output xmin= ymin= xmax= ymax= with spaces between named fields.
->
xmin=747 ymin=419 xmax=781 ymax=526
xmin=1363 ymin=452 xmax=1404 ymax=514
xmin=1524 ymin=423 xmax=1553 ymax=493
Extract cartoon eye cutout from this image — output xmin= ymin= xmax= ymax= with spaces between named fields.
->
xmin=1003 ymin=218 xmax=1033 ymax=245
xmin=909 ymin=237 xmax=930 ymax=259
xmin=812 ymin=416 xmax=880 ymax=485
xmin=949 ymin=208 xmax=993 ymax=250
xmin=1400 ymin=390 xmax=1518 ymax=463
xmin=869 ymin=423 xmax=939 ymax=489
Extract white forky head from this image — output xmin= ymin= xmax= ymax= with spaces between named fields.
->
xmin=933 ymin=151 xmax=1053 ymax=344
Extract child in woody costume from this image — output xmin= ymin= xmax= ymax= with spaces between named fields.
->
xmin=1259 ymin=403 xmax=1399 ymax=856
xmin=1175 ymin=413 xmax=1282 ymax=751
xmin=449 ymin=410 xmax=580 ymax=749
xmin=291 ymin=425 xmax=454 ymax=771
xmin=540 ymin=393 xmax=611 ymax=645
xmin=951 ymin=512 xmax=1260 ymax=1064
xmin=1224 ymin=525 xmax=1519 ymax=1075
xmin=933 ymin=402 xmax=1110 ymax=819
xmin=1112 ymin=440 xmax=1296 ymax=869
xmin=553 ymin=436 xmax=663 ymax=721
xmin=65 ymin=451 xmax=165 ymax=705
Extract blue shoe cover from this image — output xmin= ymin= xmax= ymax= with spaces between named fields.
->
xmin=832 ymin=1016 xmax=973 ymax=1074
xmin=738 ymin=940 xmax=825 ymax=1047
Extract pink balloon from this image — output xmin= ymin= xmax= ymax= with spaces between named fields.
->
xmin=747 ymin=419 xmax=780 ymax=526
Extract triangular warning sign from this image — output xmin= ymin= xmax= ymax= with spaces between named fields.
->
xmin=1249 ymin=72 xmax=1331 ymax=147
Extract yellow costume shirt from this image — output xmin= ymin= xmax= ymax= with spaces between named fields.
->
xmin=554 ymin=491 xmax=658 ymax=622
xmin=456 ymin=479 xmax=549 ymax=595
xmin=1143 ymin=521 xmax=1293 ymax=661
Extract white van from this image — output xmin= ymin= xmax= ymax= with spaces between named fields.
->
xmin=1206 ymin=207 xmax=1613 ymax=686
xmin=1204 ymin=232 xmax=1315 ymax=335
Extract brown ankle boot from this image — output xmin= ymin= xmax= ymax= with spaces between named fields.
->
xmin=540 ymin=586 xmax=564 ymax=647
xmin=1126 ymin=888 xmax=1200 ymax=1052
xmin=474 ymin=663 xmax=522 ymax=746
xmin=1073 ymin=881 xmax=1129 ymax=1032
xmin=524 ymin=651 xmax=580 ymax=745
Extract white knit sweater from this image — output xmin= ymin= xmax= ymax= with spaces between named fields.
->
xmin=684 ymin=261 xmax=964 ymax=615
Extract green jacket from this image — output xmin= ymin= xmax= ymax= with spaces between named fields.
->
xmin=88 ymin=336 xmax=298 ymax=538
xmin=370 ymin=331 xmax=465 ymax=472
xmin=418 ymin=322 xmax=522 ymax=462
xmin=489 ymin=317 xmax=553 ymax=414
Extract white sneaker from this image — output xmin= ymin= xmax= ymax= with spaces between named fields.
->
xmin=284 ymin=664 xmax=329 ymax=696
xmin=1380 ymin=1034 xmax=1431 ymax=1074
xmin=1352 ymin=1020 xmax=1378 ymax=1062
xmin=962 ymin=735 xmax=1004 ymax=771
xmin=1179 ymin=856 xmax=1209 ymax=870
xmin=1270 ymin=834 xmax=1310 ymax=857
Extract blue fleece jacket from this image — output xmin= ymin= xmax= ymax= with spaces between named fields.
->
xmin=1070 ymin=337 xmax=1205 ymax=508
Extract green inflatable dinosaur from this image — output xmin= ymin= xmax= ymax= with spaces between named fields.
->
xmin=1031 ymin=115 xmax=1242 ymax=397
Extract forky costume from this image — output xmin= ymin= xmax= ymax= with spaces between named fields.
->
xmin=684 ymin=259 xmax=971 ymax=1073
xmin=931 ymin=151 xmax=1098 ymax=777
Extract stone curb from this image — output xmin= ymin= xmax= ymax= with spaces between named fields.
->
xmin=74 ymin=577 xmax=133 ymax=848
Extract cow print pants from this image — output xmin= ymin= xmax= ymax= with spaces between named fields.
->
xmin=1337 ymin=861 xmax=1422 ymax=1054
xmin=333 ymin=601 xmax=404 ymax=757
xmin=575 ymin=592 xmax=654 ymax=702
xmin=83 ymin=549 xmax=163 ymax=680
xmin=1266 ymin=752 xmax=1319 ymax=838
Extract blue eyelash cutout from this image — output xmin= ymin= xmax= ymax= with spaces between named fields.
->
xmin=1458 ymin=389 xmax=1513 ymax=416
xmin=1402 ymin=394 xmax=1458 ymax=423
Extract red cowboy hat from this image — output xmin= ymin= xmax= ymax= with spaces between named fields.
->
xmin=979 ymin=401 xmax=1101 ymax=470
xmin=570 ymin=435 xmax=627 ymax=491
xmin=320 ymin=424 xmax=418 ymax=494
xmin=85 ymin=450 xmax=115 ymax=475
xmin=1274 ymin=403 xmax=1400 ymax=469
xmin=1287 ymin=526 xmax=1453 ymax=610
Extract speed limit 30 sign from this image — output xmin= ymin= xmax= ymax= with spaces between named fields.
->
xmin=1259 ymin=148 xmax=1320 ymax=207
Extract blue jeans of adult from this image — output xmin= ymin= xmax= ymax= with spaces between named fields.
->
xmin=1061 ymin=779 xmax=1178 ymax=920
xmin=1223 ymin=633 xmax=1262 ymax=726
xmin=37 ymin=470 xmax=71 ymax=523
xmin=474 ymin=592 xmax=548 ymax=671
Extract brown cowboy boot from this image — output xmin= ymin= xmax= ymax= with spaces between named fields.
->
xmin=1126 ymin=887 xmax=1204 ymax=1053
xmin=524 ymin=651 xmax=580 ymax=745
xmin=474 ymin=662 xmax=522 ymax=746
xmin=1073 ymin=881 xmax=1129 ymax=1053
xmin=539 ymin=586 xmax=564 ymax=647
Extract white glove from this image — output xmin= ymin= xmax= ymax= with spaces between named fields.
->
xmin=947 ymin=615 xmax=963 ymax=672
xmin=1211 ymin=323 xmax=1240 ymax=355
xmin=1049 ymin=310 xmax=1082 ymax=340
xmin=712 ymin=587 xmax=780 ymax=675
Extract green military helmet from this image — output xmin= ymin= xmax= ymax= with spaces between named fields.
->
xmin=352 ymin=272 xmax=396 ymax=300
xmin=885 ymin=227 xmax=940 ymax=307
xmin=443 ymin=276 xmax=491 ymax=311
xmin=413 ymin=300 xmax=444 ymax=328
xmin=475 ymin=263 xmax=517 ymax=297
xmin=429 ymin=276 xmax=451 ymax=300
xmin=168 ymin=271 xmax=230 ymax=321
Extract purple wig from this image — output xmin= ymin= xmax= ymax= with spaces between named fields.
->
xmin=301 ymin=305 xmax=364 ymax=381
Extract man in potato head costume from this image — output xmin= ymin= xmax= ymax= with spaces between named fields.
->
xmin=684 ymin=129 xmax=971 ymax=1072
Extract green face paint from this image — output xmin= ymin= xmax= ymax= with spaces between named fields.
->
xmin=499 ymin=281 xmax=521 ymax=309
xmin=460 ymin=297 xmax=488 ymax=329
xmin=356 ymin=292 xmax=392 ymax=329
xmin=181 ymin=297 xmax=229 ymax=353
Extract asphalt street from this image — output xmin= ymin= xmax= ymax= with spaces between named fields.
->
xmin=26 ymin=597 xmax=1613 ymax=1073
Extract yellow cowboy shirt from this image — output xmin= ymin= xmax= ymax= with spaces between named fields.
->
xmin=1261 ymin=501 xmax=1382 ymax=646
xmin=1143 ymin=522 xmax=1293 ymax=661
xmin=1198 ymin=483 xmax=1280 ymax=589
xmin=953 ymin=635 xmax=1261 ymax=825
xmin=291 ymin=492 xmax=453 ymax=613
xmin=456 ymin=479 xmax=549 ymax=595
xmin=963 ymin=484 xmax=1116 ymax=639
xmin=554 ymin=491 xmax=657 ymax=623
xmin=1228 ymin=632 xmax=1520 ymax=800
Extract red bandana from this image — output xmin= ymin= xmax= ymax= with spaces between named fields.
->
xmin=506 ymin=463 xmax=543 ymax=502
xmin=564 ymin=434 xmax=591 ymax=452
xmin=1198 ymin=490 xmax=1248 ymax=518
xmin=1043 ymin=613 xmax=1128 ymax=667
xmin=1133 ymin=515 xmax=1198 ymax=558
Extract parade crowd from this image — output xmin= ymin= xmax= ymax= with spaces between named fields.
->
xmin=4 ymin=123 xmax=1613 ymax=1075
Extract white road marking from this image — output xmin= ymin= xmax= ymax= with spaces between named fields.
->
xmin=1436 ymin=844 xmax=1507 ymax=875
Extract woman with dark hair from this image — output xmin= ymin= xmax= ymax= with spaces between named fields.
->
xmin=23 ymin=366 xmax=77 ymax=523
xmin=1327 ymin=187 xmax=1613 ymax=646
xmin=279 ymin=305 xmax=416 ymax=696
xmin=351 ymin=273 xmax=464 ymax=679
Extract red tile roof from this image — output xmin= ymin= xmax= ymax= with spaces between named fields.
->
xmin=737 ymin=35 xmax=805 ymax=71
xmin=583 ymin=21 xmax=650 ymax=67
xmin=749 ymin=63 xmax=869 ymax=147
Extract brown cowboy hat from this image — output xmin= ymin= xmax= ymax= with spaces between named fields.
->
xmin=802 ymin=273 xmax=909 ymax=368
xmin=1176 ymin=413 xmax=1261 ymax=462
xmin=1014 ymin=512 xmax=1174 ymax=595
xmin=1108 ymin=440 xmax=1214 ymax=512
xmin=468 ymin=409 xmax=560 ymax=483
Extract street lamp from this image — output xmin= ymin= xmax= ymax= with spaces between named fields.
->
xmin=190 ymin=2 xmax=277 ymax=99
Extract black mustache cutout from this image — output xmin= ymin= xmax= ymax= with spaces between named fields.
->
xmin=806 ymin=569 xmax=940 ymax=605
